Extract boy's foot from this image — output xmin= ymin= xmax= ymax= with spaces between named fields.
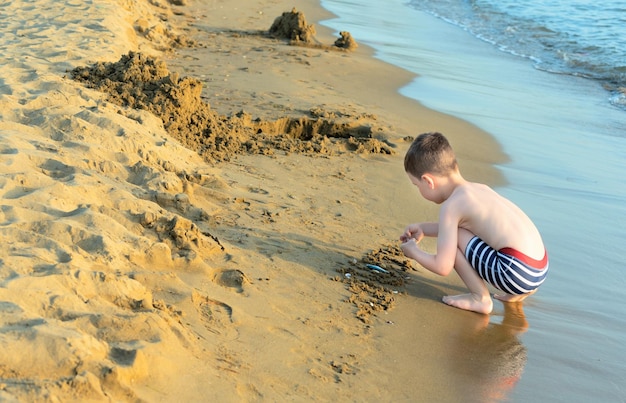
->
xmin=494 ymin=289 xmax=536 ymax=303
xmin=442 ymin=293 xmax=493 ymax=314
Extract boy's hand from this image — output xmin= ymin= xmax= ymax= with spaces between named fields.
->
xmin=400 ymin=238 xmax=420 ymax=259
xmin=399 ymin=223 xmax=424 ymax=243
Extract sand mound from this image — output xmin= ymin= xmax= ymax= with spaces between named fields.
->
xmin=269 ymin=8 xmax=317 ymax=43
xmin=268 ymin=8 xmax=357 ymax=50
xmin=334 ymin=31 xmax=359 ymax=50
xmin=70 ymin=52 xmax=392 ymax=162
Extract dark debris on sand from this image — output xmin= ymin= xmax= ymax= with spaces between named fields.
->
xmin=335 ymin=243 xmax=416 ymax=324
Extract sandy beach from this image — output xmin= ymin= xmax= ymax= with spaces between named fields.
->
xmin=1 ymin=0 xmax=510 ymax=401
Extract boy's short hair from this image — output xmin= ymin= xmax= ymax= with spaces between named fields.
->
xmin=404 ymin=132 xmax=458 ymax=177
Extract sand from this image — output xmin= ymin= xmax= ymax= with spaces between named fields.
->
xmin=0 ymin=0 xmax=508 ymax=401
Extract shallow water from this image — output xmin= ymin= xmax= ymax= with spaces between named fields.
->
xmin=407 ymin=0 xmax=626 ymax=107
xmin=321 ymin=0 xmax=626 ymax=401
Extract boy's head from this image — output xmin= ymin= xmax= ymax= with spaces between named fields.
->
xmin=404 ymin=132 xmax=458 ymax=178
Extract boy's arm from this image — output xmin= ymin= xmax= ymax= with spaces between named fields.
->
xmin=401 ymin=203 xmax=460 ymax=276
xmin=418 ymin=222 xmax=439 ymax=237
xmin=400 ymin=222 xmax=439 ymax=242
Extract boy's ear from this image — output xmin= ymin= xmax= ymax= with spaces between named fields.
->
xmin=421 ymin=174 xmax=436 ymax=189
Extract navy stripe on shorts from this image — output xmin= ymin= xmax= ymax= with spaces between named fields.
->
xmin=465 ymin=236 xmax=548 ymax=295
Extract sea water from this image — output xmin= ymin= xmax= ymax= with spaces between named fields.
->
xmin=407 ymin=0 xmax=626 ymax=109
xmin=320 ymin=0 xmax=626 ymax=401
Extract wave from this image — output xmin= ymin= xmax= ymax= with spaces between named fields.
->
xmin=406 ymin=0 xmax=626 ymax=110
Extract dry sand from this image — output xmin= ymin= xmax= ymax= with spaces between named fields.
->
xmin=0 ymin=0 xmax=509 ymax=401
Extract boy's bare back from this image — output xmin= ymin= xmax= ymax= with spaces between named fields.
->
xmin=444 ymin=181 xmax=545 ymax=261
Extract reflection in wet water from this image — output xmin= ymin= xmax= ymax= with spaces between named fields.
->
xmin=452 ymin=303 xmax=529 ymax=402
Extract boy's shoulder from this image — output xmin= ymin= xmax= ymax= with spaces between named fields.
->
xmin=455 ymin=181 xmax=492 ymax=196
xmin=444 ymin=181 xmax=494 ymax=211
xmin=449 ymin=181 xmax=486 ymax=200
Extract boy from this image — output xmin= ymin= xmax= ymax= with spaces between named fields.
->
xmin=400 ymin=132 xmax=548 ymax=314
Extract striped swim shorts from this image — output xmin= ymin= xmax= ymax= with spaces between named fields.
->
xmin=465 ymin=236 xmax=549 ymax=295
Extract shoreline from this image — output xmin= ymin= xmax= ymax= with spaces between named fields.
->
xmin=164 ymin=0 xmax=515 ymax=399
xmin=0 ymin=0 xmax=512 ymax=400
xmin=166 ymin=0 xmax=508 ymax=179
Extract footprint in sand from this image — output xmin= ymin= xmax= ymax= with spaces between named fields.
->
xmin=191 ymin=290 xmax=237 ymax=338
xmin=214 ymin=269 xmax=249 ymax=293
xmin=39 ymin=158 xmax=76 ymax=181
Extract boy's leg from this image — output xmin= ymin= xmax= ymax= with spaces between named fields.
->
xmin=441 ymin=228 xmax=493 ymax=314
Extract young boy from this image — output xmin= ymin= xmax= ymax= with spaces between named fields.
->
xmin=400 ymin=132 xmax=548 ymax=314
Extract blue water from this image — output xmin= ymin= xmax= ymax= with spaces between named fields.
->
xmin=320 ymin=0 xmax=626 ymax=401
xmin=409 ymin=0 xmax=626 ymax=110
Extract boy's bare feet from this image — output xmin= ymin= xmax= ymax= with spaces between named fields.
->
xmin=494 ymin=289 xmax=536 ymax=303
xmin=442 ymin=293 xmax=493 ymax=314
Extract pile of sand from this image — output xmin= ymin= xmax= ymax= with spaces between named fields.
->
xmin=269 ymin=8 xmax=318 ymax=43
xmin=269 ymin=8 xmax=357 ymax=50
xmin=70 ymin=51 xmax=391 ymax=162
